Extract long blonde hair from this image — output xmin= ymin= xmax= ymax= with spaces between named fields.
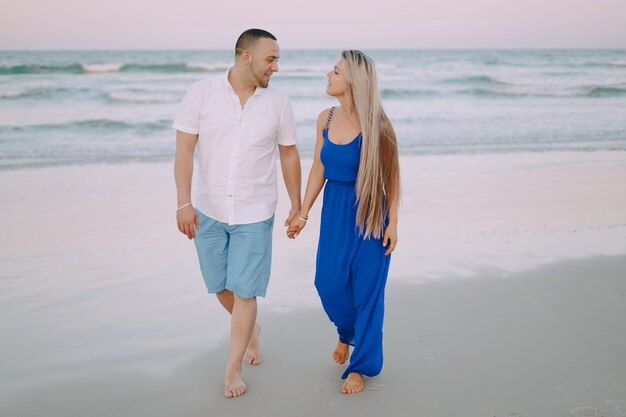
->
xmin=341 ymin=50 xmax=400 ymax=239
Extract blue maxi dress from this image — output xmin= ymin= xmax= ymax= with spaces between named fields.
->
xmin=315 ymin=110 xmax=391 ymax=380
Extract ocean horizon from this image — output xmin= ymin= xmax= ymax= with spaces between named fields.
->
xmin=1 ymin=48 xmax=625 ymax=170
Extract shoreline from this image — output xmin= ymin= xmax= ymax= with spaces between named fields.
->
xmin=2 ymin=148 xmax=626 ymax=172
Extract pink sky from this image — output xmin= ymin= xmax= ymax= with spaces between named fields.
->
xmin=1 ymin=0 xmax=625 ymax=49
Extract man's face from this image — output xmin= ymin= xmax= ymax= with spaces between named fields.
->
xmin=248 ymin=38 xmax=280 ymax=88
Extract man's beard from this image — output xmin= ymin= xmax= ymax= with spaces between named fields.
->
xmin=251 ymin=62 xmax=269 ymax=88
xmin=256 ymin=75 xmax=269 ymax=88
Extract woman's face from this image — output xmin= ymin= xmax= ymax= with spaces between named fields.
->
xmin=326 ymin=59 xmax=348 ymax=97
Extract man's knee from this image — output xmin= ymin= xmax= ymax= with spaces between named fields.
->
xmin=234 ymin=292 xmax=257 ymax=302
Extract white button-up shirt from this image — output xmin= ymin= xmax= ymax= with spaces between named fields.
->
xmin=173 ymin=70 xmax=297 ymax=225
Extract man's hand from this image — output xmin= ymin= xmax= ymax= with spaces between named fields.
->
xmin=284 ymin=206 xmax=299 ymax=227
xmin=177 ymin=205 xmax=199 ymax=239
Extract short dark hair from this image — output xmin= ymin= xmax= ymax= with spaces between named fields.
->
xmin=235 ymin=29 xmax=277 ymax=56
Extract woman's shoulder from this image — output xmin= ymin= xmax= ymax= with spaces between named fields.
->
xmin=316 ymin=107 xmax=334 ymax=128
xmin=317 ymin=107 xmax=333 ymax=121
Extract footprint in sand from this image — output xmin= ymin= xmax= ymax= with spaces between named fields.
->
xmin=569 ymin=407 xmax=602 ymax=417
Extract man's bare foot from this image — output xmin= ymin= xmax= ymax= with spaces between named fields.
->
xmin=340 ymin=372 xmax=364 ymax=394
xmin=224 ymin=364 xmax=247 ymax=398
xmin=245 ymin=323 xmax=262 ymax=365
xmin=332 ymin=341 xmax=349 ymax=365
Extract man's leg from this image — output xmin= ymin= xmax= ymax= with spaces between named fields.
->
xmin=224 ymin=293 xmax=257 ymax=398
xmin=216 ymin=290 xmax=234 ymax=311
xmin=193 ymin=211 xmax=263 ymax=396
xmin=222 ymin=215 xmax=274 ymax=398
xmin=216 ymin=289 xmax=262 ymax=365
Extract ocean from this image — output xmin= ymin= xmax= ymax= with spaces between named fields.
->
xmin=0 ymin=49 xmax=625 ymax=170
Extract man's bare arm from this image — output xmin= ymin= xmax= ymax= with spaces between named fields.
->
xmin=278 ymin=144 xmax=302 ymax=226
xmin=174 ymin=130 xmax=199 ymax=239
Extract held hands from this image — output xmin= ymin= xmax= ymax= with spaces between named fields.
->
xmin=286 ymin=208 xmax=308 ymax=239
xmin=177 ymin=204 xmax=199 ymax=239
xmin=285 ymin=206 xmax=305 ymax=239
xmin=287 ymin=217 xmax=306 ymax=239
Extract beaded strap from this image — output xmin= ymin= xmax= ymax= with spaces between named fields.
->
xmin=324 ymin=107 xmax=335 ymax=130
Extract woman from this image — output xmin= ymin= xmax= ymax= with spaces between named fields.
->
xmin=288 ymin=50 xmax=400 ymax=394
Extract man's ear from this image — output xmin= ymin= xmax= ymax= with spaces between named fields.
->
xmin=241 ymin=50 xmax=252 ymax=64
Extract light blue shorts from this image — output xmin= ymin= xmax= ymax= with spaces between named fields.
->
xmin=194 ymin=210 xmax=274 ymax=298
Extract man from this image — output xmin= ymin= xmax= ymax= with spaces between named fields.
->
xmin=173 ymin=29 xmax=301 ymax=398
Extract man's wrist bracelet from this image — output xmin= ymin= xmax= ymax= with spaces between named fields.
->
xmin=177 ymin=202 xmax=192 ymax=212
xmin=297 ymin=211 xmax=309 ymax=222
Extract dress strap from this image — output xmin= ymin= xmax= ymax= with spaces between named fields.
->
xmin=324 ymin=107 xmax=335 ymax=130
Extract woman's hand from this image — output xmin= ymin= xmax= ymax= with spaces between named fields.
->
xmin=382 ymin=222 xmax=398 ymax=256
xmin=287 ymin=217 xmax=307 ymax=239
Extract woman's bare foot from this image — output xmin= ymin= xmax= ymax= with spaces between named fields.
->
xmin=340 ymin=372 xmax=364 ymax=394
xmin=224 ymin=363 xmax=247 ymax=398
xmin=245 ymin=323 xmax=262 ymax=365
xmin=332 ymin=341 xmax=349 ymax=365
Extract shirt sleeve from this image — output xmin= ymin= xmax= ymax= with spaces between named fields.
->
xmin=276 ymin=96 xmax=297 ymax=146
xmin=172 ymin=83 xmax=201 ymax=134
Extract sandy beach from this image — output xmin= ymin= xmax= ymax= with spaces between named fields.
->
xmin=1 ymin=151 xmax=626 ymax=416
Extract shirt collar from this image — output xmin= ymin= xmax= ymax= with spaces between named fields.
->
xmin=222 ymin=68 xmax=232 ymax=92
